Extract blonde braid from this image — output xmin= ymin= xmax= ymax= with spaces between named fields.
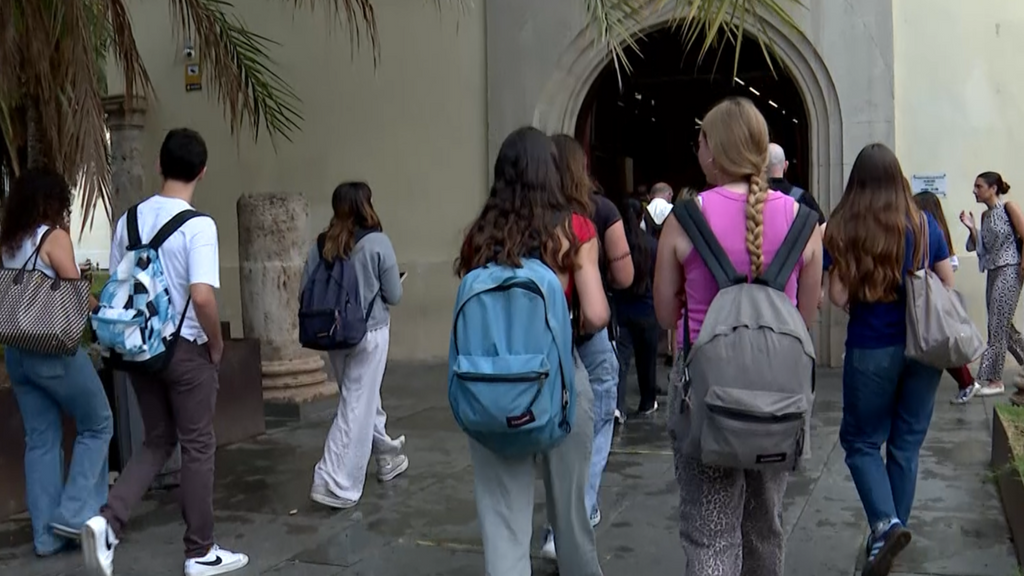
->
xmin=745 ymin=174 xmax=768 ymax=277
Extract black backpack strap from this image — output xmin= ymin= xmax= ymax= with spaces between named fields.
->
xmin=15 ymin=227 xmax=58 ymax=275
xmin=672 ymin=199 xmax=745 ymax=290
xmin=126 ymin=205 xmax=142 ymax=250
xmin=757 ymin=204 xmax=818 ymax=291
xmin=148 ymin=210 xmax=209 ymax=250
xmin=789 ymin=186 xmax=806 ymax=201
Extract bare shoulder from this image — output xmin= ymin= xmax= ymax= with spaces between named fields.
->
xmin=46 ymin=227 xmax=72 ymax=242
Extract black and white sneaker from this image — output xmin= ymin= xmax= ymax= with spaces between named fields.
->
xmin=81 ymin=516 xmax=117 ymax=576
xmin=184 ymin=545 xmax=250 ymax=576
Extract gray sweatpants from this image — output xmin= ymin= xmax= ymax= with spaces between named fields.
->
xmin=468 ymin=357 xmax=603 ymax=576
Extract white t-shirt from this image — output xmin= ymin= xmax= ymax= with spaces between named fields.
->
xmin=641 ymin=197 xmax=674 ymax=231
xmin=110 ymin=195 xmax=219 ymax=343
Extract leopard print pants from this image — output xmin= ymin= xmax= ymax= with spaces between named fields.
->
xmin=977 ymin=264 xmax=1024 ymax=382
xmin=669 ymin=354 xmax=788 ymax=575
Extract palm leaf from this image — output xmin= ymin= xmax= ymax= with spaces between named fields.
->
xmin=584 ymin=0 xmax=802 ymax=80
xmin=166 ymin=0 xmax=382 ymax=144
xmin=1 ymin=0 xmax=466 ymax=228
xmin=106 ymin=0 xmax=155 ymax=105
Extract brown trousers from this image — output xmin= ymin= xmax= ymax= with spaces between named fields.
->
xmin=101 ymin=339 xmax=218 ymax=559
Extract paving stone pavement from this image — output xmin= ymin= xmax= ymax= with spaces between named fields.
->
xmin=0 ymin=363 xmax=1017 ymax=576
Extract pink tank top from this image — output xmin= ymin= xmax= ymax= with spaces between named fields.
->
xmin=677 ymin=187 xmax=803 ymax=348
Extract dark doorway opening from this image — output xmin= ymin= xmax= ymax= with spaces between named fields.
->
xmin=577 ymin=28 xmax=810 ymax=204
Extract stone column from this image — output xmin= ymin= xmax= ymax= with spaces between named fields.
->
xmin=237 ymin=193 xmax=334 ymax=411
xmin=103 ymin=96 xmax=147 ymax=220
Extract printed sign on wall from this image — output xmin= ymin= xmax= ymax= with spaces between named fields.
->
xmin=185 ymin=63 xmax=202 ymax=92
xmin=911 ymin=173 xmax=947 ymax=196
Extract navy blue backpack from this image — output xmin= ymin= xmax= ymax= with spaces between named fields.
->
xmin=298 ymin=231 xmax=375 ymax=351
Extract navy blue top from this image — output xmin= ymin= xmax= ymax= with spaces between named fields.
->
xmin=824 ymin=213 xmax=951 ymax=349
xmin=613 ymin=230 xmax=658 ymax=317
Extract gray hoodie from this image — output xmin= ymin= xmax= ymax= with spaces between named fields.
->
xmin=301 ymin=231 xmax=402 ymax=331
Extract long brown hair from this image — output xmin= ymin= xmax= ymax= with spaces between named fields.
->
xmin=700 ymin=97 xmax=771 ymax=276
xmin=551 ymin=134 xmax=594 ymax=217
xmin=825 ymin=143 xmax=924 ymax=303
xmin=913 ymin=191 xmax=955 ymax=257
xmin=0 ymin=168 xmax=72 ymax=257
xmin=322 ymin=182 xmax=382 ymax=260
xmin=456 ymin=127 xmax=577 ymax=276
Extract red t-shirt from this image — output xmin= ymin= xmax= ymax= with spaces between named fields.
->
xmin=567 ymin=214 xmax=597 ymax=300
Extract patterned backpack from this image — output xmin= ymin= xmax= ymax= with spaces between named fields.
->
xmin=91 ymin=206 xmax=209 ymax=373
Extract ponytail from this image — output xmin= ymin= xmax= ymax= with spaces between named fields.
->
xmin=321 ymin=217 xmax=352 ymax=261
xmin=745 ymin=174 xmax=768 ymax=277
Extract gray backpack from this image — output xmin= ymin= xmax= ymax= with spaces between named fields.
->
xmin=672 ymin=199 xmax=817 ymax=471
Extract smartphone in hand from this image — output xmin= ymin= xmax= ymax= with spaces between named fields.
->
xmin=400 ymin=271 xmax=408 ymax=283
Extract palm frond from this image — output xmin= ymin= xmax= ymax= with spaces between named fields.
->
xmin=583 ymin=0 xmax=802 ymax=80
xmin=583 ymin=0 xmax=648 ymax=82
xmin=60 ymin=0 xmax=111 ymax=232
xmin=106 ymin=0 xmax=154 ymax=104
xmin=285 ymin=0 xmax=379 ymax=64
xmin=0 ymin=0 xmax=23 ymax=184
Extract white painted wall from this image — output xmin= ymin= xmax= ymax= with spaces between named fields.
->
xmin=894 ymin=1 xmax=1024 ymax=371
xmin=70 ymin=191 xmax=112 ymax=269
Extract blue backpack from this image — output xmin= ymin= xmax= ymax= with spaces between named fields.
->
xmin=91 ymin=206 xmax=209 ymax=373
xmin=448 ymin=258 xmax=576 ymax=458
xmin=298 ymin=231 xmax=375 ymax=350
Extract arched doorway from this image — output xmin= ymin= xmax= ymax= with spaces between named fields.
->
xmin=532 ymin=13 xmax=845 ymax=366
xmin=575 ymin=28 xmax=810 ymax=203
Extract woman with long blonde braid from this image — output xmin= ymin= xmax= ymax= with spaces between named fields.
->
xmin=654 ymin=97 xmax=823 ymax=575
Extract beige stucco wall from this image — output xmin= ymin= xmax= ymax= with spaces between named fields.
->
xmin=107 ymin=0 xmax=487 ymax=359
xmin=894 ymin=1 xmax=1024 ymax=367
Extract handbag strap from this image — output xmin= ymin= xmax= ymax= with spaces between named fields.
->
xmin=11 ymin=227 xmax=58 ymax=286
xmin=917 ymin=215 xmax=930 ymax=271
xmin=22 ymin=227 xmax=57 ymax=273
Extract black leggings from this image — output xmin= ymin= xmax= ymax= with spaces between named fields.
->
xmin=616 ymin=311 xmax=660 ymax=412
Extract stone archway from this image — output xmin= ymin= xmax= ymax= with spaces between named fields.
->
xmin=532 ymin=12 xmax=845 ymax=366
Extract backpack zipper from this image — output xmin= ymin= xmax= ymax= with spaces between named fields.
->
xmin=455 ymin=371 xmax=548 ymax=383
xmin=706 ymin=404 xmax=804 ymax=424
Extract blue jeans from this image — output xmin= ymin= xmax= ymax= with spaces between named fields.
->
xmin=839 ymin=346 xmax=941 ymax=530
xmin=7 ymin=347 xmax=113 ymax=555
xmin=578 ymin=329 xmax=619 ymax=520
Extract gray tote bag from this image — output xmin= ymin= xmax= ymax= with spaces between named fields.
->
xmin=905 ymin=219 xmax=985 ymax=368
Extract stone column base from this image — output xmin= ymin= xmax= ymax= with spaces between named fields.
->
xmin=261 ymin=355 xmax=338 ymax=421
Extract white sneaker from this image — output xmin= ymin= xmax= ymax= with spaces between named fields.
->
xmin=184 ymin=545 xmax=249 ymax=576
xmin=377 ymin=454 xmax=409 ymax=482
xmin=977 ymin=382 xmax=1006 ymax=397
xmin=539 ymin=528 xmax=557 ymax=561
xmin=81 ymin=516 xmax=117 ymax=576
xmin=310 ymin=484 xmax=357 ymax=509
xmin=589 ymin=508 xmax=602 ymax=527
xmin=951 ymin=382 xmax=982 ymax=405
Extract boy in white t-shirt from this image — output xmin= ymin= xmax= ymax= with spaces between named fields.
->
xmin=82 ymin=129 xmax=248 ymax=576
